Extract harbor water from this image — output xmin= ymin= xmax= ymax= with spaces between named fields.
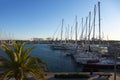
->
xmin=0 ymin=43 xmax=82 ymax=72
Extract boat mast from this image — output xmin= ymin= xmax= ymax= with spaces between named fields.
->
xmin=61 ymin=19 xmax=64 ymax=43
xmin=80 ymin=18 xmax=83 ymax=40
xmin=75 ymin=16 xmax=78 ymax=45
xmin=68 ymin=24 xmax=69 ymax=41
xmin=98 ymin=1 xmax=101 ymax=44
xmin=85 ymin=17 xmax=88 ymax=45
xmin=65 ymin=26 xmax=67 ymax=43
xmin=88 ymin=11 xmax=91 ymax=44
xmin=71 ymin=26 xmax=72 ymax=42
xmin=93 ymin=5 xmax=96 ymax=44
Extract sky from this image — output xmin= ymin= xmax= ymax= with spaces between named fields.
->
xmin=0 ymin=0 xmax=120 ymax=40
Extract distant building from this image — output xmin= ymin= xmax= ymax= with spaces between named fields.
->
xmin=31 ymin=38 xmax=44 ymax=42
xmin=46 ymin=37 xmax=52 ymax=41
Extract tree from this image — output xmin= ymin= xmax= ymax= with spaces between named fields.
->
xmin=0 ymin=42 xmax=47 ymax=80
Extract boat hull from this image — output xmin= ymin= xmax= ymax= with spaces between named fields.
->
xmin=82 ymin=63 xmax=120 ymax=69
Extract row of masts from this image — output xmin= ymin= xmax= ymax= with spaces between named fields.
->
xmin=53 ymin=2 xmax=102 ymax=45
xmin=0 ymin=31 xmax=15 ymax=40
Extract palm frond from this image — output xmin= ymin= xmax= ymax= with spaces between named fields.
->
xmin=1 ymin=70 xmax=13 ymax=80
xmin=2 ymin=43 xmax=14 ymax=62
xmin=1 ymin=42 xmax=47 ymax=80
xmin=29 ymin=56 xmax=46 ymax=64
xmin=0 ymin=62 xmax=11 ymax=69
xmin=12 ymin=42 xmax=21 ymax=53
xmin=27 ymin=65 xmax=46 ymax=80
xmin=19 ymin=42 xmax=27 ymax=61
xmin=12 ymin=42 xmax=21 ymax=63
xmin=23 ymin=46 xmax=35 ymax=60
xmin=29 ymin=71 xmax=39 ymax=80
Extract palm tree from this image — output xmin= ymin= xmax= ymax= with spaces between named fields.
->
xmin=0 ymin=42 xmax=47 ymax=80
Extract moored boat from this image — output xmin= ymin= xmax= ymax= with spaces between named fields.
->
xmin=82 ymin=59 xmax=120 ymax=69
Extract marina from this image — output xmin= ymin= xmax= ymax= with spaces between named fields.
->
xmin=0 ymin=0 xmax=120 ymax=79
xmin=1 ymin=43 xmax=120 ymax=73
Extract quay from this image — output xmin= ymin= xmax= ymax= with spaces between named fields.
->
xmin=5 ymin=72 xmax=120 ymax=80
xmin=43 ymin=72 xmax=120 ymax=80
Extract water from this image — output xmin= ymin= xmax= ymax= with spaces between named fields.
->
xmin=0 ymin=43 xmax=82 ymax=72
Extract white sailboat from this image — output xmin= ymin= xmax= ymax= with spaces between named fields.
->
xmin=72 ymin=2 xmax=117 ymax=70
xmin=50 ymin=17 xmax=78 ymax=50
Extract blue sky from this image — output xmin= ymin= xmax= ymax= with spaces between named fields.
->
xmin=0 ymin=0 xmax=120 ymax=40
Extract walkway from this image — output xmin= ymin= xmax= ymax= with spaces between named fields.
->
xmin=44 ymin=72 xmax=120 ymax=80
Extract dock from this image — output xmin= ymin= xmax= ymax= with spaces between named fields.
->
xmin=44 ymin=72 xmax=120 ymax=80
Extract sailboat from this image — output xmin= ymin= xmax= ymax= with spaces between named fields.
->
xmin=50 ymin=19 xmax=72 ymax=50
xmin=50 ymin=19 xmax=68 ymax=50
xmin=71 ymin=2 xmax=120 ymax=70
xmin=50 ymin=16 xmax=78 ymax=50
